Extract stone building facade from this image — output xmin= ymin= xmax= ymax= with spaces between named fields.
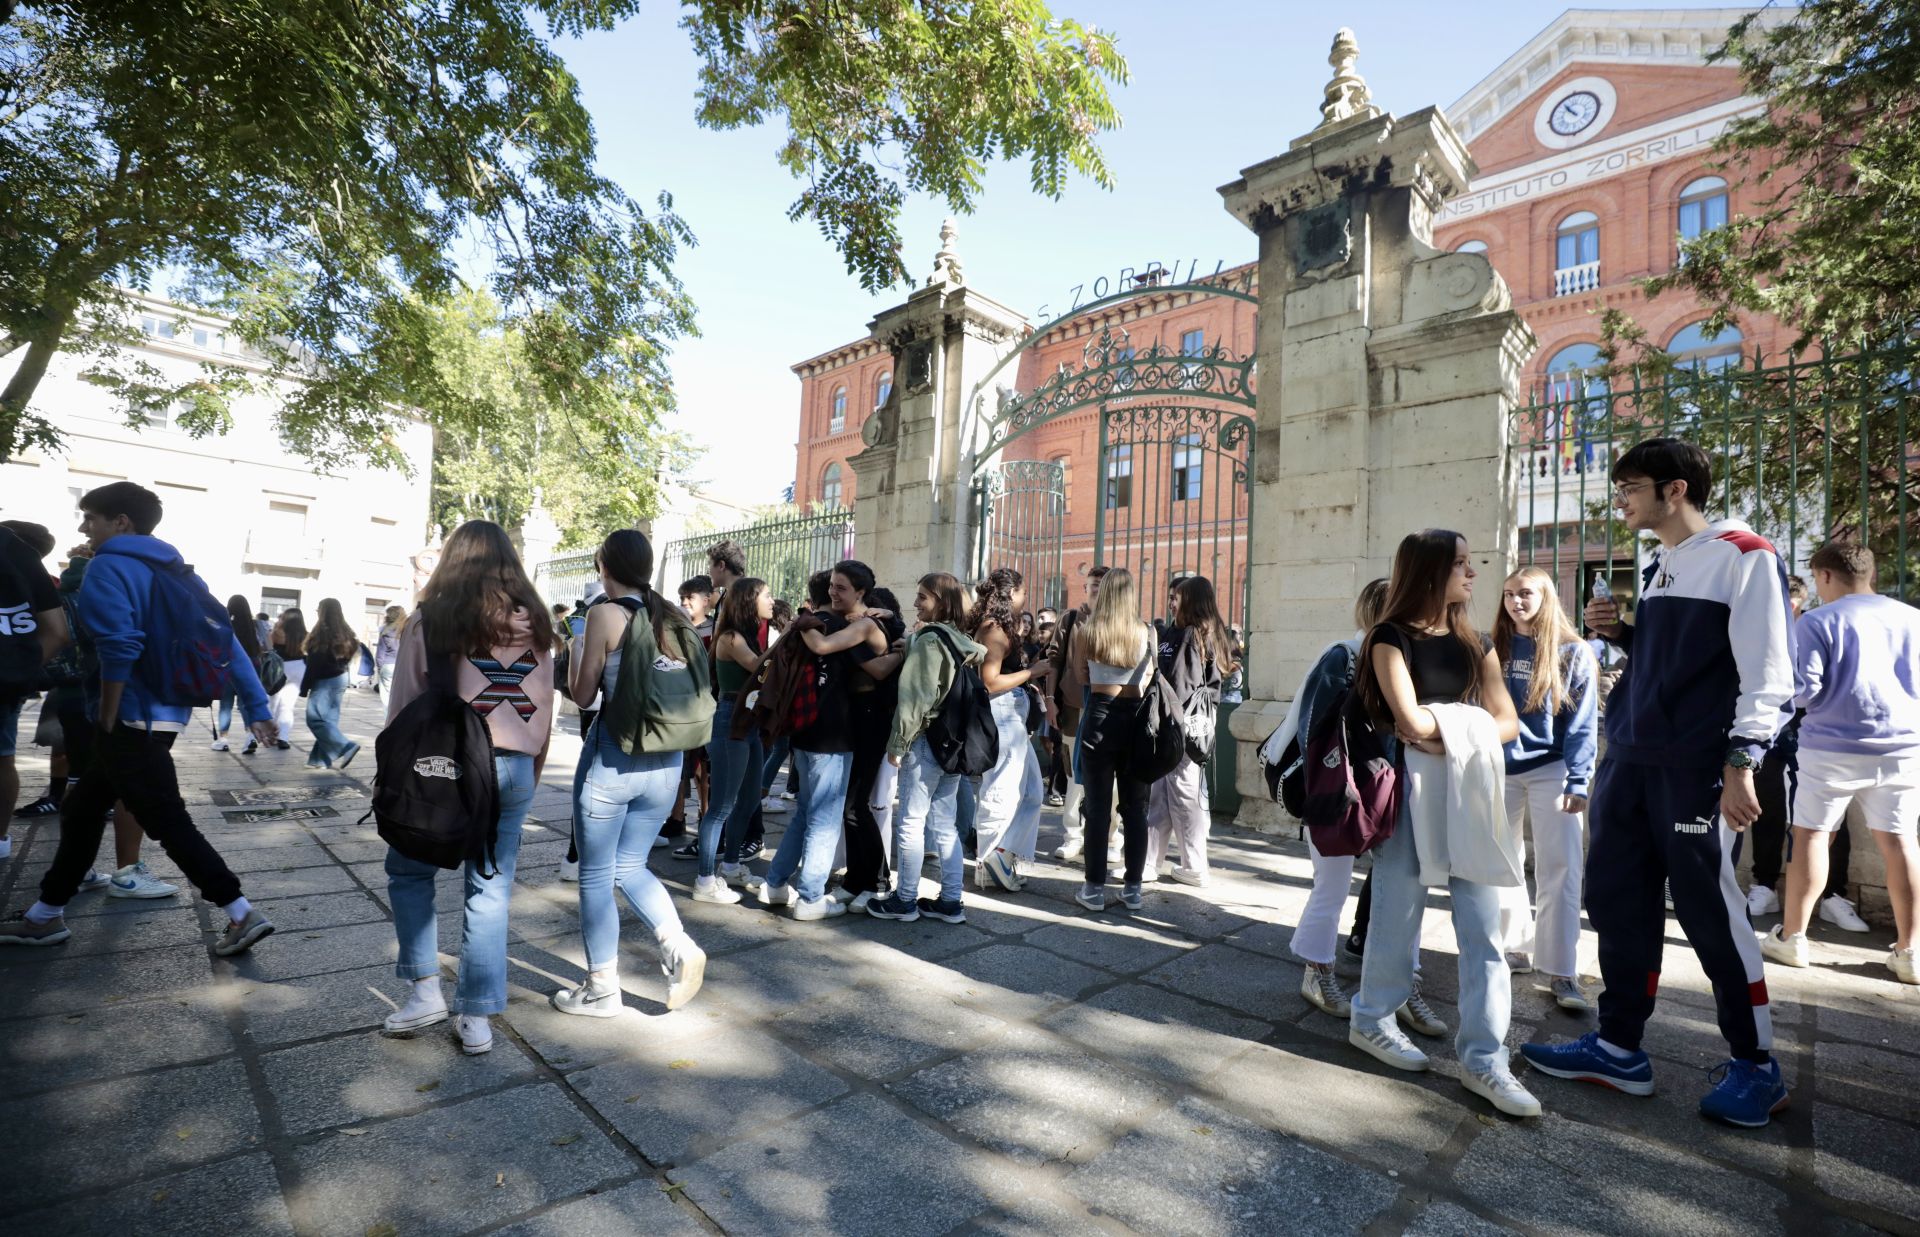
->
xmin=788 ymin=8 xmax=1791 ymax=591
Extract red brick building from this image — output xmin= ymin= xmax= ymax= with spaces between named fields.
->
xmin=789 ymin=9 xmax=1791 ymax=595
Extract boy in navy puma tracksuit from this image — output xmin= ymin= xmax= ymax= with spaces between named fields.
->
xmin=1523 ymin=438 xmax=1795 ymax=1127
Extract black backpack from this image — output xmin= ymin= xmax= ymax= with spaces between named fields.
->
xmin=362 ymin=651 xmax=501 ymax=874
xmin=1131 ymin=666 xmax=1188 ymax=781
xmin=922 ymin=627 xmax=999 ymax=776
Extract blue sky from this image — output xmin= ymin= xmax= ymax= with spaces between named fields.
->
xmin=558 ymin=1 xmax=1718 ymax=505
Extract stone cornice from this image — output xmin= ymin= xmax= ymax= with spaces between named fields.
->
xmin=1445 ymin=7 xmax=1793 ymax=144
xmin=790 ymin=337 xmax=886 ymax=378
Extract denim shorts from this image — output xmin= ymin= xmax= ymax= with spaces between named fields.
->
xmin=0 ymin=695 xmax=24 ymax=759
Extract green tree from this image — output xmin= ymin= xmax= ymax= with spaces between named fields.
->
xmin=0 ymin=1 xmax=1124 ymax=464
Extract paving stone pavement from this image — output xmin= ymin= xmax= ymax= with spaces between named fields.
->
xmin=2 ymin=689 xmax=1917 ymax=1236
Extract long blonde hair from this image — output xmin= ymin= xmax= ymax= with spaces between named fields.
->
xmin=1493 ymin=566 xmax=1591 ymax=715
xmin=1084 ymin=567 xmax=1147 ymax=667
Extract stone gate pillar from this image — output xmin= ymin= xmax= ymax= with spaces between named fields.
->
xmin=848 ymin=220 xmax=1028 ymax=589
xmin=1219 ymin=30 xmax=1537 ymax=829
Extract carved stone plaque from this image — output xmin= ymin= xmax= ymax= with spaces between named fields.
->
xmin=1292 ymin=201 xmax=1353 ymax=274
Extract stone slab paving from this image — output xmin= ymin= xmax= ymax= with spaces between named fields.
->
xmin=2 ymin=689 xmax=1918 ymax=1236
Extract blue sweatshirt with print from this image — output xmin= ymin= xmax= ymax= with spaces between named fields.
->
xmin=1500 ymin=633 xmax=1598 ymax=796
xmin=79 ymin=534 xmax=271 ymax=728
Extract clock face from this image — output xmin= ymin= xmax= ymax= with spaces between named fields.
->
xmin=1549 ymin=91 xmax=1602 ymax=136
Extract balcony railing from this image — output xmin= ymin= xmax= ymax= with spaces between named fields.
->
xmin=1553 ymin=261 xmax=1601 ymax=297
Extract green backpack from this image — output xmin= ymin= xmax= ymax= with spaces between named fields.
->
xmin=601 ymin=594 xmax=715 ymax=755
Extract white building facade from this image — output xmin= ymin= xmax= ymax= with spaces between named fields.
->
xmin=0 ymin=294 xmax=434 ymax=645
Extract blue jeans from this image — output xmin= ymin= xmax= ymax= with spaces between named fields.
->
xmin=387 ymin=753 xmax=535 ymax=1015
xmin=575 ymin=724 xmax=683 ymax=973
xmin=1349 ymin=796 xmax=1510 ymax=1075
xmin=696 ymin=699 xmax=762 ymax=877
xmin=215 ymin=684 xmax=237 ymax=737
xmin=763 ymin=748 xmax=849 ymax=902
xmin=761 ymin=735 xmax=791 ymax=794
xmin=304 ymin=674 xmax=350 ymax=765
xmin=893 ymin=737 xmax=964 ymax=902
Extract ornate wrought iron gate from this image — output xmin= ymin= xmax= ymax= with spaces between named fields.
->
xmin=1094 ymin=403 xmax=1255 ymax=629
xmin=972 ymin=459 xmax=1068 ymax=610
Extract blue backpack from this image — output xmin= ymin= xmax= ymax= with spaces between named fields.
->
xmin=120 ymin=556 xmax=235 ymax=706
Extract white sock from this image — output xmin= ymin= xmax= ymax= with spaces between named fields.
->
xmin=1595 ymin=1037 xmax=1637 ymax=1059
xmin=221 ymin=896 xmax=252 ymax=923
xmin=0 ymin=837 xmax=11 ymax=860
xmin=25 ymin=900 xmax=63 ymax=924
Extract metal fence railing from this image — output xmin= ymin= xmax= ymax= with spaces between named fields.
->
xmin=659 ymin=508 xmax=857 ymax=608
xmin=1511 ymin=346 xmax=1918 ymax=615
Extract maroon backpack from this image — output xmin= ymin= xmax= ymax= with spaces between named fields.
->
xmin=1299 ymin=687 xmax=1401 ymax=856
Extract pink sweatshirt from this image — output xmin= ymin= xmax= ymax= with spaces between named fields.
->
xmin=385 ymin=608 xmax=555 ymax=758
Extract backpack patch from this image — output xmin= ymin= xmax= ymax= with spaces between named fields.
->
xmin=1299 ymin=687 xmax=1401 ymax=857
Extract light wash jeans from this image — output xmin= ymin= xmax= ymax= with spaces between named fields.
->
xmin=1349 ymin=798 xmax=1511 ymax=1075
xmin=387 ymin=752 xmax=536 ymax=1015
xmin=976 ymin=691 xmax=1043 ymax=861
xmin=215 ymin=683 xmax=237 ymax=737
xmin=1145 ymin=754 xmax=1210 ymax=875
xmin=575 ymin=724 xmax=684 ymax=972
xmin=763 ymin=748 xmax=849 ymax=902
xmin=304 ymin=674 xmax=351 ymax=765
xmin=696 ymin=699 xmax=762 ymax=878
xmin=376 ymin=661 xmax=396 ymax=709
xmin=1498 ymin=760 xmax=1586 ymax=979
xmin=893 ymin=736 xmax=964 ymax=903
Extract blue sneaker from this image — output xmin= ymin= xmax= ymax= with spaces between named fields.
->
xmin=1520 ymin=1032 xmax=1655 ymax=1096
xmin=1699 ymin=1058 xmax=1788 ymax=1128
xmin=865 ymin=892 xmax=921 ymax=922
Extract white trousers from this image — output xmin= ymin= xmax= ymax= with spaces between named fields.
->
xmin=1290 ymin=839 xmax=1425 ymax=973
xmin=1060 ymin=731 xmax=1085 ymax=834
xmin=1146 ymin=755 xmax=1210 ymax=874
xmin=1496 ymin=760 xmax=1586 ymax=978
xmin=871 ymin=758 xmax=899 ymax=864
xmin=977 ymin=692 xmax=1043 ymax=861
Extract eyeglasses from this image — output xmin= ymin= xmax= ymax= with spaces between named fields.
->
xmin=1610 ymin=479 xmax=1667 ymax=501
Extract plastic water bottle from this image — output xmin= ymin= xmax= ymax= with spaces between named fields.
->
xmin=1591 ymin=572 xmax=1612 ymax=602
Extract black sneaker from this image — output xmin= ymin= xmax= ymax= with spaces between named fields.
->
xmin=670 ymin=840 xmax=699 ymax=861
xmin=917 ymin=897 xmax=967 ymax=924
xmin=274 ymin=740 xmax=291 ymax=750
xmin=242 ymin=740 xmax=258 ymax=755
xmin=12 ymin=795 xmax=59 ymax=818
xmin=739 ymin=839 xmax=764 ymax=863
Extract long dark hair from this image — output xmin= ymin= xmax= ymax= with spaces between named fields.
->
xmin=1356 ymin=529 xmax=1483 ymax=723
xmin=867 ymin=587 xmax=906 ymax=642
xmin=715 ymin=577 xmax=767 ymax=652
xmin=597 ymin=527 xmax=675 ymax=645
xmin=228 ymin=595 xmax=261 ymax=661
xmin=1173 ymin=576 xmax=1237 ymax=677
xmin=276 ymin=608 xmax=308 ymax=659
xmin=415 ymin=520 xmax=555 ymax=657
xmin=965 ymin=566 xmax=1021 ymax=639
xmin=309 ymin=598 xmax=358 ymax=659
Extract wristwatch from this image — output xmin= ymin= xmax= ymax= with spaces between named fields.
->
xmin=1724 ymin=749 xmax=1760 ymax=772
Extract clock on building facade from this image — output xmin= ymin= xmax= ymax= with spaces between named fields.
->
xmin=1533 ymin=75 xmax=1617 ymax=149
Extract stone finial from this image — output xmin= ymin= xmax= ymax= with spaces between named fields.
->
xmin=1317 ymin=27 xmax=1379 ymax=130
xmin=927 ymin=217 xmax=965 ymax=287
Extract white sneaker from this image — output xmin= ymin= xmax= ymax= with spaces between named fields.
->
xmin=1300 ymin=965 xmax=1351 ymax=1017
xmin=384 ymin=982 xmax=449 ymax=1034
xmin=1053 ymin=836 xmax=1084 ymax=862
xmin=559 ymin=854 xmax=579 ymax=882
xmin=551 ymin=974 xmax=623 ymax=1018
xmin=456 ymin=1014 xmax=492 ymax=1054
xmin=107 ymin=861 xmax=180 ymax=899
xmin=692 ymin=874 xmax=741 ymax=904
xmin=1760 ymin=924 xmax=1810 ymax=968
xmin=1169 ymin=866 xmax=1208 ymax=887
xmin=761 ymin=882 xmax=794 ymax=907
xmin=1746 ymin=884 xmax=1781 ymax=916
xmin=210 ymin=738 xmax=229 ymax=751
xmin=1396 ymin=986 xmax=1449 ymax=1038
xmin=0 ymin=837 xmax=10 ymax=861
xmin=761 ymin=796 xmax=790 ymax=815
xmin=661 ymin=932 xmax=706 ymax=1010
xmin=718 ymin=861 xmax=759 ymax=890
xmin=1349 ymin=1021 xmax=1429 ymax=1071
xmin=848 ymin=890 xmax=876 ymax=913
xmin=791 ymin=896 xmax=847 ymax=922
xmin=1463 ymin=1066 xmax=1542 ymax=1117
xmin=1889 ymin=946 xmax=1918 ymax=986
xmin=1506 ymin=951 xmax=1533 ymax=975
xmin=1820 ymin=895 xmax=1870 ymax=933
xmin=828 ymin=885 xmax=857 ymax=903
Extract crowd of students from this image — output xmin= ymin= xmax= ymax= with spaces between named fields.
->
xmin=1 ymin=433 xmax=1915 ymax=1131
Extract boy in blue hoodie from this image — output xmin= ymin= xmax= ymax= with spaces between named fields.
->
xmin=1522 ymin=438 xmax=1796 ymax=1128
xmin=0 ymin=483 xmax=279 ymax=954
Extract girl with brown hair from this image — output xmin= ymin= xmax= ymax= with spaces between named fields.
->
xmin=967 ymin=567 xmax=1051 ymax=892
xmin=381 ymin=520 xmax=556 ymax=1054
xmin=300 ymin=597 xmax=362 ymax=769
xmin=692 ymin=575 xmax=774 ymax=902
xmin=1071 ymin=568 xmax=1158 ymax=911
xmin=1144 ymin=575 xmax=1235 ymax=887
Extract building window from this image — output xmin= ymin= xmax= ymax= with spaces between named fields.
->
xmin=137 ymin=397 xmax=174 ymax=428
xmin=191 ymin=327 xmax=211 ymax=348
xmin=828 ymin=386 xmax=847 ymax=434
xmin=260 ymin=586 xmax=301 ymax=616
xmin=1170 ymin=433 xmax=1202 ymax=503
xmin=1456 ymin=239 xmax=1489 ymax=255
xmin=1553 ymin=210 xmax=1600 ymax=296
xmin=1050 ymin=453 xmax=1073 ymax=515
xmin=875 ymin=372 xmax=892 ymax=408
xmin=1104 ymin=445 xmax=1132 ymax=510
xmin=1180 ymin=329 xmax=1205 ymax=356
xmin=1669 ymin=321 xmax=1743 ymax=373
xmin=821 ymin=462 xmax=843 ymax=508
xmin=1677 ymin=176 xmax=1729 ymax=247
xmin=139 ymin=315 xmax=176 ymax=340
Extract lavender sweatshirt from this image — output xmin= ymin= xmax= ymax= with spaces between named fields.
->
xmin=1794 ymin=592 xmax=1920 ymax=755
